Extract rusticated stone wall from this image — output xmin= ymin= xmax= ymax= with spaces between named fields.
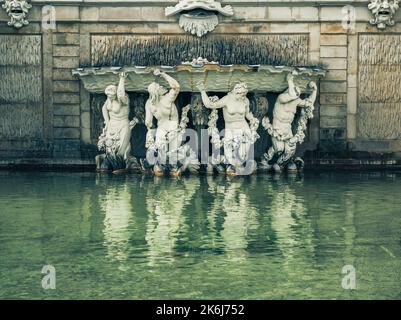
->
xmin=0 ymin=35 xmax=43 ymax=140
xmin=358 ymin=35 xmax=401 ymax=140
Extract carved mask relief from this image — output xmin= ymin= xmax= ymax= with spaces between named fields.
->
xmin=2 ymin=0 xmax=32 ymax=29
xmin=165 ymin=0 xmax=234 ymax=37
xmin=368 ymin=0 xmax=399 ymax=29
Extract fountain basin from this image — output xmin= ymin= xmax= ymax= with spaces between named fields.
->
xmin=73 ymin=64 xmax=325 ymax=94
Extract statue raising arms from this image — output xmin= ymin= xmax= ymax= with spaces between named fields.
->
xmin=97 ymin=72 xmax=136 ymax=172
xmin=197 ymin=82 xmax=259 ymax=175
xmin=262 ymin=73 xmax=317 ymax=172
xmin=145 ymin=69 xmax=181 ymax=175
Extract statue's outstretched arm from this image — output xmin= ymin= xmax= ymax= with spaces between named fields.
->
xmin=298 ymin=82 xmax=317 ymax=108
xmin=155 ymin=69 xmax=180 ymax=101
xmin=197 ymin=82 xmax=225 ymax=109
xmin=117 ymin=72 xmax=129 ymax=105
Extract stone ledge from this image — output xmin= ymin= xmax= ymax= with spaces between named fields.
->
xmin=1 ymin=157 xmax=401 ymax=172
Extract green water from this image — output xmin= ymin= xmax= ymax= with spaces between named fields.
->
xmin=0 ymin=171 xmax=400 ymax=300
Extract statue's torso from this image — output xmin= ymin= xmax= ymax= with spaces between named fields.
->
xmin=273 ymin=96 xmax=300 ymax=125
xmin=150 ymin=95 xmax=179 ymax=131
xmin=222 ymin=95 xmax=250 ymax=130
xmin=108 ymin=100 xmax=129 ymax=122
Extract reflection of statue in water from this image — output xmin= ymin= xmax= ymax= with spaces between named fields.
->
xmin=198 ymin=82 xmax=260 ymax=176
xmin=96 ymin=72 xmax=138 ymax=173
xmin=206 ymin=176 xmax=258 ymax=261
xmin=145 ymin=177 xmax=200 ymax=266
xmin=145 ymin=69 xmax=198 ymax=176
xmin=261 ymin=73 xmax=317 ymax=173
xmin=98 ymin=177 xmax=133 ymax=265
xmin=268 ymin=175 xmax=315 ymax=283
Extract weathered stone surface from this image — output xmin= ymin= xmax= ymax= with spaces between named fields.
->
xmin=53 ymin=46 xmax=80 ymax=57
xmin=91 ymin=34 xmax=309 ymax=67
xmin=320 ymin=81 xmax=347 ymax=93
xmin=57 ymin=23 xmax=80 ymax=33
xmin=99 ymin=7 xmax=141 ymax=20
xmin=321 ymin=23 xmax=347 ymax=34
xmin=320 ymin=46 xmax=347 ymax=58
xmin=321 ymin=117 xmax=347 ymax=129
xmin=53 ymin=6 xmax=80 ymax=21
xmin=54 ymin=115 xmax=80 ymax=128
xmin=53 ymin=81 xmax=80 ymax=93
xmin=358 ymin=103 xmax=401 ymax=140
xmin=321 ymin=58 xmax=347 ymax=70
xmin=320 ymin=93 xmax=347 ymax=105
xmin=235 ymin=6 xmax=267 ymax=20
xmin=142 ymin=7 xmax=171 ymax=21
xmin=53 ymin=104 xmax=80 ymax=116
xmin=347 ymin=114 xmax=357 ymax=139
xmin=53 ymin=93 xmax=80 ymax=104
xmin=321 ymin=34 xmax=347 ymax=46
xmin=53 ymin=57 xmax=80 ymax=69
xmin=80 ymin=8 xmax=100 ymax=21
xmin=320 ymin=105 xmax=347 ymax=117
xmin=53 ymin=139 xmax=81 ymax=158
xmin=320 ymin=128 xmax=346 ymax=140
xmin=325 ymin=70 xmax=347 ymax=81
xmin=54 ymin=128 xmax=80 ymax=139
xmin=53 ymin=69 xmax=75 ymax=81
xmin=53 ymin=33 xmax=80 ymax=45
xmin=292 ymin=7 xmax=319 ymax=21
xmin=347 ymin=87 xmax=357 ymax=114
xmin=357 ymin=34 xmax=401 ymax=141
xmin=0 ymin=35 xmax=43 ymax=140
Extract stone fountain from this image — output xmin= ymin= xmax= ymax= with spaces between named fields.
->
xmin=73 ymin=58 xmax=325 ymax=175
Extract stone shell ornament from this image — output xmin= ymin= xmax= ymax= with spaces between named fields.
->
xmin=165 ymin=0 xmax=234 ymax=37
xmin=1 ymin=0 xmax=32 ymax=29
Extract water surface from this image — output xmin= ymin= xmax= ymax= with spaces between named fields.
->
xmin=0 ymin=171 xmax=400 ymax=299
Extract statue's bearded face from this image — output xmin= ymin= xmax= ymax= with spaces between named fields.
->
xmin=369 ymin=0 xmax=399 ymax=27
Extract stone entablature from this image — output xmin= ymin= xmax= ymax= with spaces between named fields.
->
xmin=1 ymin=1 xmax=400 ymax=24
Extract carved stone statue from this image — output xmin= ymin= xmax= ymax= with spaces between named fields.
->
xmin=165 ymin=0 xmax=234 ymax=37
xmin=96 ymin=72 xmax=138 ymax=173
xmin=261 ymin=73 xmax=317 ymax=173
xmin=368 ymin=0 xmax=399 ymax=29
xmin=198 ymin=82 xmax=260 ymax=176
xmin=145 ymin=69 xmax=199 ymax=176
xmin=2 ymin=0 xmax=32 ymax=29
